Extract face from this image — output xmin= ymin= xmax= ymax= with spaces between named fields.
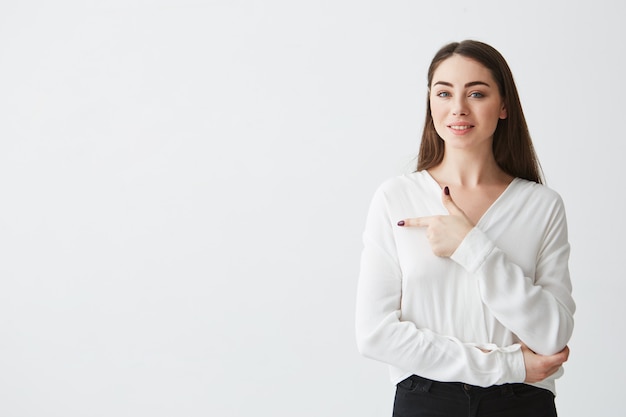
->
xmin=429 ymin=54 xmax=507 ymax=152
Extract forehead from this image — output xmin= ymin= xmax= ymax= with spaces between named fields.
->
xmin=432 ymin=54 xmax=495 ymax=85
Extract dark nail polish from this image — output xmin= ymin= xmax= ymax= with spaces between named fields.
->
xmin=397 ymin=220 xmax=405 ymax=226
xmin=444 ymin=186 xmax=450 ymax=196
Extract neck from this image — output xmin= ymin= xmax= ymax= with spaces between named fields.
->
xmin=429 ymin=147 xmax=508 ymax=187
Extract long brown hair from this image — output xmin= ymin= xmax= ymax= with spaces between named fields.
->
xmin=416 ymin=40 xmax=544 ymax=184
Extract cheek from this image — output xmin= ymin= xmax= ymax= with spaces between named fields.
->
xmin=430 ymin=109 xmax=448 ymax=137
xmin=429 ymin=101 xmax=446 ymax=122
xmin=477 ymin=106 xmax=502 ymax=125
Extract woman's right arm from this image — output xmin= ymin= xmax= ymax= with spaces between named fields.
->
xmin=355 ymin=186 xmax=565 ymax=386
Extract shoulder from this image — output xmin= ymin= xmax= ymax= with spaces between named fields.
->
xmin=373 ymin=171 xmax=433 ymax=198
xmin=511 ymin=178 xmax=567 ymax=213
xmin=365 ymin=171 xmax=439 ymax=218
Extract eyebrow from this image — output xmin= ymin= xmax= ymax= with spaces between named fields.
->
xmin=433 ymin=81 xmax=491 ymax=88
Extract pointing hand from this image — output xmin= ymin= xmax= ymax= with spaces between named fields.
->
xmin=397 ymin=186 xmax=474 ymax=257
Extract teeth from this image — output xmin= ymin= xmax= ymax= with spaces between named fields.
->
xmin=450 ymin=125 xmax=472 ymax=130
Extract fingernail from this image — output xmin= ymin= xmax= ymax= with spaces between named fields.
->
xmin=397 ymin=220 xmax=405 ymax=226
xmin=444 ymin=186 xmax=450 ymax=196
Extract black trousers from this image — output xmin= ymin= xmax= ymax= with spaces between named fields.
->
xmin=392 ymin=375 xmax=557 ymax=417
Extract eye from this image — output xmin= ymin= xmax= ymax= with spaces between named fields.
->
xmin=436 ymin=91 xmax=450 ymax=98
xmin=469 ymin=92 xmax=484 ymax=98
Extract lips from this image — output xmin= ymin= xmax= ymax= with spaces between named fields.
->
xmin=445 ymin=122 xmax=474 ymax=136
xmin=447 ymin=123 xmax=474 ymax=130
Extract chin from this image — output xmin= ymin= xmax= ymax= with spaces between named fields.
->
xmin=442 ymin=137 xmax=492 ymax=151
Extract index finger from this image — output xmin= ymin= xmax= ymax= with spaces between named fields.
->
xmin=397 ymin=216 xmax=436 ymax=227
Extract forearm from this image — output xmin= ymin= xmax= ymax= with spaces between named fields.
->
xmin=356 ymin=255 xmax=526 ymax=386
xmin=356 ymin=305 xmax=526 ymax=386
xmin=451 ymin=227 xmax=575 ymax=355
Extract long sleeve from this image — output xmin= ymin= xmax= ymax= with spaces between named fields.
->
xmin=355 ymin=185 xmax=526 ymax=387
xmin=450 ymin=193 xmax=575 ymax=355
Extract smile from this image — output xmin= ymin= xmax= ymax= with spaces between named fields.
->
xmin=448 ymin=125 xmax=474 ymax=130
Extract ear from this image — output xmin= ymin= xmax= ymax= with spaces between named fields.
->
xmin=499 ymin=103 xmax=507 ymax=120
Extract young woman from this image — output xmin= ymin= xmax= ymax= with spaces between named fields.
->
xmin=355 ymin=40 xmax=575 ymax=417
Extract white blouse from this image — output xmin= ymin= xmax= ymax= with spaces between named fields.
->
xmin=355 ymin=171 xmax=575 ymax=395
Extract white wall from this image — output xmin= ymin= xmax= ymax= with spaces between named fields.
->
xmin=0 ymin=1 xmax=622 ymax=416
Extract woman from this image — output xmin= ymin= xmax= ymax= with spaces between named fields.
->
xmin=355 ymin=40 xmax=575 ymax=417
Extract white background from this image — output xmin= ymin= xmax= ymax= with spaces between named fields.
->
xmin=0 ymin=1 xmax=623 ymax=416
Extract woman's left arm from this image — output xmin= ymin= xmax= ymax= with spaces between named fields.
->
xmin=452 ymin=201 xmax=574 ymax=355
xmin=399 ymin=188 xmax=575 ymax=356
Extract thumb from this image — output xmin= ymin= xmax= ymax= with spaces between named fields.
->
xmin=441 ymin=186 xmax=465 ymax=216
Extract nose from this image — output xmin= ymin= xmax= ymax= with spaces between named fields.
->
xmin=452 ymin=97 xmax=468 ymax=116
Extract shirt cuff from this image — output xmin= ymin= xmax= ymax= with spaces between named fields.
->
xmin=496 ymin=344 xmax=527 ymax=384
xmin=450 ymin=227 xmax=495 ymax=273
